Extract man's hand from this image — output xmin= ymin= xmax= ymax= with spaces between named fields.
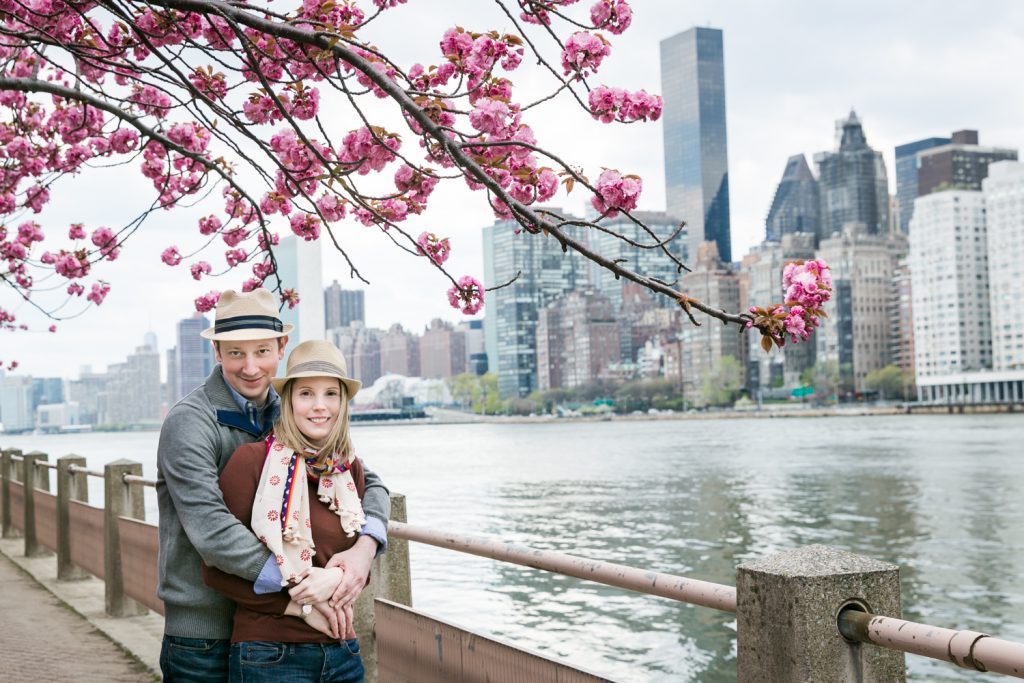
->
xmin=325 ymin=536 xmax=378 ymax=608
xmin=288 ymin=566 xmax=343 ymax=605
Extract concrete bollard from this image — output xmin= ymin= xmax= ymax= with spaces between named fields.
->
xmin=1 ymin=448 xmax=22 ymax=539
xmin=104 ymin=459 xmax=147 ymax=617
xmin=57 ymin=455 xmax=90 ymax=580
xmin=354 ymin=493 xmax=412 ymax=683
xmin=736 ymin=544 xmax=905 ymax=682
xmin=21 ymin=451 xmax=51 ymax=557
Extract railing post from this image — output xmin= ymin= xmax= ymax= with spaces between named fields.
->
xmin=104 ymin=459 xmax=146 ymax=617
xmin=21 ymin=451 xmax=50 ymax=557
xmin=1 ymin=448 xmax=21 ymax=539
xmin=736 ymin=544 xmax=905 ymax=682
xmin=355 ymin=492 xmax=412 ymax=683
xmin=57 ymin=455 xmax=90 ymax=580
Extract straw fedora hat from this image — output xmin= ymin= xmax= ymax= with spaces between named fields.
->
xmin=271 ymin=340 xmax=361 ymax=398
xmin=200 ymin=289 xmax=294 ymax=341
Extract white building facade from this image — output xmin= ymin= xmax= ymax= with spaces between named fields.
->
xmin=909 ymin=191 xmax=991 ymax=379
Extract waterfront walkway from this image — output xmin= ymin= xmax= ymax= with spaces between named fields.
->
xmin=0 ymin=538 xmax=161 ymax=682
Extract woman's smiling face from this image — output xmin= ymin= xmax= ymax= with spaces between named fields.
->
xmin=290 ymin=376 xmax=342 ymax=447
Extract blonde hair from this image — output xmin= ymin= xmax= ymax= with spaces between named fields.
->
xmin=274 ymin=378 xmax=353 ymax=466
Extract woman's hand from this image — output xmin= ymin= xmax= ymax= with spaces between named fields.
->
xmin=325 ymin=536 xmax=378 ymax=608
xmin=288 ymin=566 xmax=343 ymax=606
xmin=286 ymin=600 xmax=339 ymax=639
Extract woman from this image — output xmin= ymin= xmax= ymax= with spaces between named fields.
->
xmin=204 ymin=340 xmax=369 ymax=682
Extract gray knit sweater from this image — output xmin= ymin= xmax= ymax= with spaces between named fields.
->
xmin=156 ymin=367 xmax=390 ymax=638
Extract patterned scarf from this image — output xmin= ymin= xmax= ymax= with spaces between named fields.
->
xmin=251 ymin=435 xmax=366 ymax=585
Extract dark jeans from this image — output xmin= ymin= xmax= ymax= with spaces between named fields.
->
xmin=229 ymin=640 xmax=364 ymax=683
xmin=161 ymin=635 xmax=231 ymax=682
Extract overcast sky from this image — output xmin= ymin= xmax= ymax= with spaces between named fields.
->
xmin=5 ymin=0 xmax=1024 ymax=380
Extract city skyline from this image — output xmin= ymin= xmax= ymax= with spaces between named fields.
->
xmin=5 ymin=0 xmax=1024 ymax=378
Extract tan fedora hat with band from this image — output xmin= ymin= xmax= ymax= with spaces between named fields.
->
xmin=271 ymin=340 xmax=361 ymax=398
xmin=200 ymin=289 xmax=294 ymax=341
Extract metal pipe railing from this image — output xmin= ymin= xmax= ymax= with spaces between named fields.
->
xmin=388 ymin=520 xmax=738 ymax=613
xmin=68 ymin=464 xmax=103 ymax=477
xmin=839 ymin=608 xmax=1024 ymax=678
xmin=122 ymin=474 xmax=156 ymax=487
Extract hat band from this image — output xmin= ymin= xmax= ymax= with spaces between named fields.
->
xmin=215 ymin=314 xmax=284 ymax=334
xmin=287 ymin=360 xmax=346 ymax=378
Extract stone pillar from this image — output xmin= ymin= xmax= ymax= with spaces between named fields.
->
xmin=22 ymin=452 xmax=50 ymax=557
xmin=104 ymin=459 xmax=147 ymax=617
xmin=1 ymin=448 xmax=21 ymax=539
xmin=354 ymin=493 xmax=412 ymax=683
xmin=57 ymin=455 xmax=90 ymax=580
xmin=736 ymin=544 xmax=905 ymax=682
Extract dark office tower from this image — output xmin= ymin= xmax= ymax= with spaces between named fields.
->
xmin=765 ymin=155 xmax=821 ymax=244
xmin=175 ymin=313 xmax=216 ymax=400
xmin=815 ymin=110 xmax=890 ymax=238
xmin=324 ymin=280 xmax=365 ymax=329
xmin=916 ymin=130 xmax=1017 ymax=197
xmin=660 ymin=27 xmax=731 ymax=263
xmin=894 ymin=136 xmax=949 ymax=235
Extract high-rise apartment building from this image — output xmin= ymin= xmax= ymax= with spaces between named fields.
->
xmin=983 ymin=161 xmax=1024 ymax=371
xmin=324 ymin=280 xmax=365 ymax=329
xmin=457 ymin=320 xmax=488 ymax=375
xmin=379 ymin=324 xmax=420 ymax=377
xmin=420 ymin=319 xmax=467 ymax=380
xmin=815 ymin=111 xmax=890 ymax=238
xmin=329 ymin=322 xmax=382 ymax=387
xmin=483 ymin=211 xmax=585 ymax=398
xmin=888 ymin=258 xmax=915 ymax=379
xmin=765 ymin=155 xmax=821 ymax=244
xmin=175 ymin=313 xmax=215 ymax=401
xmin=0 ymin=373 xmax=34 ymax=433
xmin=679 ymin=242 xmax=744 ymax=404
xmin=660 ymin=27 xmax=731 ymax=263
xmin=894 ymin=136 xmax=950 ymax=235
xmin=910 ymin=191 xmax=991 ymax=377
xmin=102 ymin=345 xmax=161 ymax=426
xmin=917 ymin=130 xmax=1017 ymax=198
xmin=536 ymin=289 xmax=620 ymax=391
xmin=277 ymin=234 xmax=325 ymax=360
xmin=815 ymin=223 xmax=906 ymax=393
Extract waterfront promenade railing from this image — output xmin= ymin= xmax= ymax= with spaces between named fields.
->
xmin=3 ymin=445 xmax=1024 ymax=681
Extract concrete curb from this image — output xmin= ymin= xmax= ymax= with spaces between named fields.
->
xmin=0 ymin=537 xmax=163 ymax=680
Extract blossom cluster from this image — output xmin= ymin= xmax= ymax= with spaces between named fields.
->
xmin=746 ymin=259 xmax=832 ymax=349
xmin=447 ymin=276 xmax=485 ymax=315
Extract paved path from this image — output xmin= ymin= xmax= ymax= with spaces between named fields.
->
xmin=0 ymin=552 xmax=154 ymax=682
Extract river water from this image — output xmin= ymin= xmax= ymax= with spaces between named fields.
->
xmin=5 ymin=413 xmax=1024 ymax=682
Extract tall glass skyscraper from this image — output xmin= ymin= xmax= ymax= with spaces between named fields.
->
xmin=765 ymin=154 xmax=820 ymax=244
xmin=660 ymin=27 xmax=731 ymax=263
xmin=814 ymin=111 xmax=890 ymax=238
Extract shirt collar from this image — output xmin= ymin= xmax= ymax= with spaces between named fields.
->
xmin=225 ymin=380 xmax=280 ymax=421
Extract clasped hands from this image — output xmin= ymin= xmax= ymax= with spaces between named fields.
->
xmin=287 ymin=538 xmax=376 ymax=639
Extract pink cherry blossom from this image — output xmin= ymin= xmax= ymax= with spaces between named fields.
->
xmin=417 ymin=232 xmax=451 ymax=265
xmin=447 ymin=275 xmax=485 ymax=315
xmin=190 ymin=261 xmax=212 ymax=280
xmin=194 ymin=290 xmax=221 ymax=313
xmin=161 ymin=246 xmax=183 ymax=266
xmin=590 ymin=169 xmax=642 ymax=217
xmin=86 ymin=282 xmax=111 ymax=305
xmin=561 ymin=32 xmax=611 ymax=78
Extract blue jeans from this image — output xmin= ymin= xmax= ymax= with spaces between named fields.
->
xmin=229 ymin=640 xmax=364 ymax=683
xmin=161 ymin=635 xmax=231 ymax=682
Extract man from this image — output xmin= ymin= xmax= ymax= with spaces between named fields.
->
xmin=156 ymin=288 xmax=390 ymax=681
